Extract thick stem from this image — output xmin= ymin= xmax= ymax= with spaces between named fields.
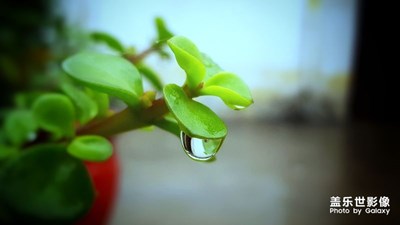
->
xmin=77 ymin=98 xmax=168 ymax=137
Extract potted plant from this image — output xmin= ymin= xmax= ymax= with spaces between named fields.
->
xmin=0 ymin=17 xmax=253 ymax=224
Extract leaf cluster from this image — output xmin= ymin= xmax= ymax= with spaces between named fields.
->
xmin=0 ymin=17 xmax=253 ymax=223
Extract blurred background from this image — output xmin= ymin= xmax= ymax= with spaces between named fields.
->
xmin=61 ymin=0 xmax=355 ymax=123
xmin=1 ymin=0 xmax=398 ymax=224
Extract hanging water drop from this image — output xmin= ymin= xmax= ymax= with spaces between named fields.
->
xmin=232 ymin=105 xmax=245 ymax=110
xmin=180 ymin=131 xmax=224 ymax=161
xmin=227 ymin=104 xmax=246 ymax=110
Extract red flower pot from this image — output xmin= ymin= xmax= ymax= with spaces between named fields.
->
xmin=75 ymin=146 xmax=120 ymax=225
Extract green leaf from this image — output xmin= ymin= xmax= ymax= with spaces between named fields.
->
xmin=84 ymin=88 xmax=109 ymax=118
xmin=61 ymin=83 xmax=98 ymax=125
xmin=201 ymin=53 xmax=223 ymax=80
xmin=14 ymin=92 xmax=42 ymax=109
xmin=67 ymin=135 xmax=113 ymax=162
xmin=0 ymin=129 xmax=6 ymax=145
xmin=137 ymin=64 xmax=163 ymax=91
xmin=201 ymin=72 xmax=253 ymax=110
xmin=32 ymin=94 xmax=75 ymax=138
xmin=62 ymin=52 xmax=143 ymax=107
xmin=0 ymin=144 xmax=94 ymax=224
xmin=140 ymin=125 xmax=155 ymax=132
xmin=90 ymin=31 xmax=125 ymax=53
xmin=163 ymin=84 xmax=227 ymax=139
xmin=3 ymin=110 xmax=37 ymax=146
xmin=167 ymin=36 xmax=205 ymax=89
xmin=0 ymin=145 xmax=18 ymax=162
xmin=155 ymin=17 xmax=174 ymax=43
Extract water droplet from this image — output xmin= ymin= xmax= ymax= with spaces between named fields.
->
xmin=228 ymin=104 xmax=246 ymax=110
xmin=27 ymin=132 xmax=37 ymax=141
xmin=233 ymin=105 xmax=245 ymax=110
xmin=180 ymin=131 xmax=224 ymax=161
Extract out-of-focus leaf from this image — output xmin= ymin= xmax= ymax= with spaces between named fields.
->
xmin=0 ymin=145 xmax=18 ymax=162
xmin=62 ymin=52 xmax=143 ymax=107
xmin=137 ymin=64 xmax=163 ymax=91
xmin=61 ymin=83 xmax=98 ymax=125
xmin=163 ymin=84 xmax=226 ymax=139
xmin=3 ymin=110 xmax=37 ymax=146
xmin=13 ymin=92 xmax=42 ymax=109
xmin=32 ymin=93 xmax=75 ymax=138
xmin=0 ymin=144 xmax=94 ymax=224
xmin=167 ymin=36 xmax=205 ymax=89
xmin=67 ymin=135 xmax=113 ymax=162
xmin=0 ymin=129 xmax=6 ymax=145
xmin=155 ymin=17 xmax=174 ymax=43
xmin=84 ymin=88 xmax=109 ymax=118
xmin=201 ymin=53 xmax=223 ymax=80
xmin=0 ymin=56 xmax=18 ymax=80
xmin=90 ymin=31 xmax=125 ymax=53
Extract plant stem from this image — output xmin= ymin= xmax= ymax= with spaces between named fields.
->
xmin=77 ymin=98 xmax=168 ymax=137
xmin=124 ymin=45 xmax=158 ymax=64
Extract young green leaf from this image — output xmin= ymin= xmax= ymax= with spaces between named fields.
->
xmin=137 ymin=64 xmax=163 ymax=91
xmin=200 ymin=72 xmax=253 ymax=110
xmin=3 ymin=110 xmax=37 ymax=146
xmin=167 ymin=36 xmax=205 ymax=89
xmin=61 ymin=83 xmax=98 ymax=125
xmin=32 ymin=93 xmax=75 ymax=138
xmin=201 ymin=53 xmax=223 ymax=79
xmin=62 ymin=52 xmax=143 ymax=107
xmin=163 ymin=84 xmax=227 ymax=139
xmin=90 ymin=31 xmax=125 ymax=53
xmin=155 ymin=17 xmax=174 ymax=43
xmin=67 ymin=135 xmax=113 ymax=162
xmin=85 ymin=88 xmax=110 ymax=118
xmin=0 ymin=144 xmax=94 ymax=224
xmin=140 ymin=91 xmax=156 ymax=108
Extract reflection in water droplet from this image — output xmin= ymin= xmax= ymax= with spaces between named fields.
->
xmin=180 ymin=131 xmax=224 ymax=161
xmin=230 ymin=104 xmax=246 ymax=110
xmin=27 ymin=132 xmax=37 ymax=141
